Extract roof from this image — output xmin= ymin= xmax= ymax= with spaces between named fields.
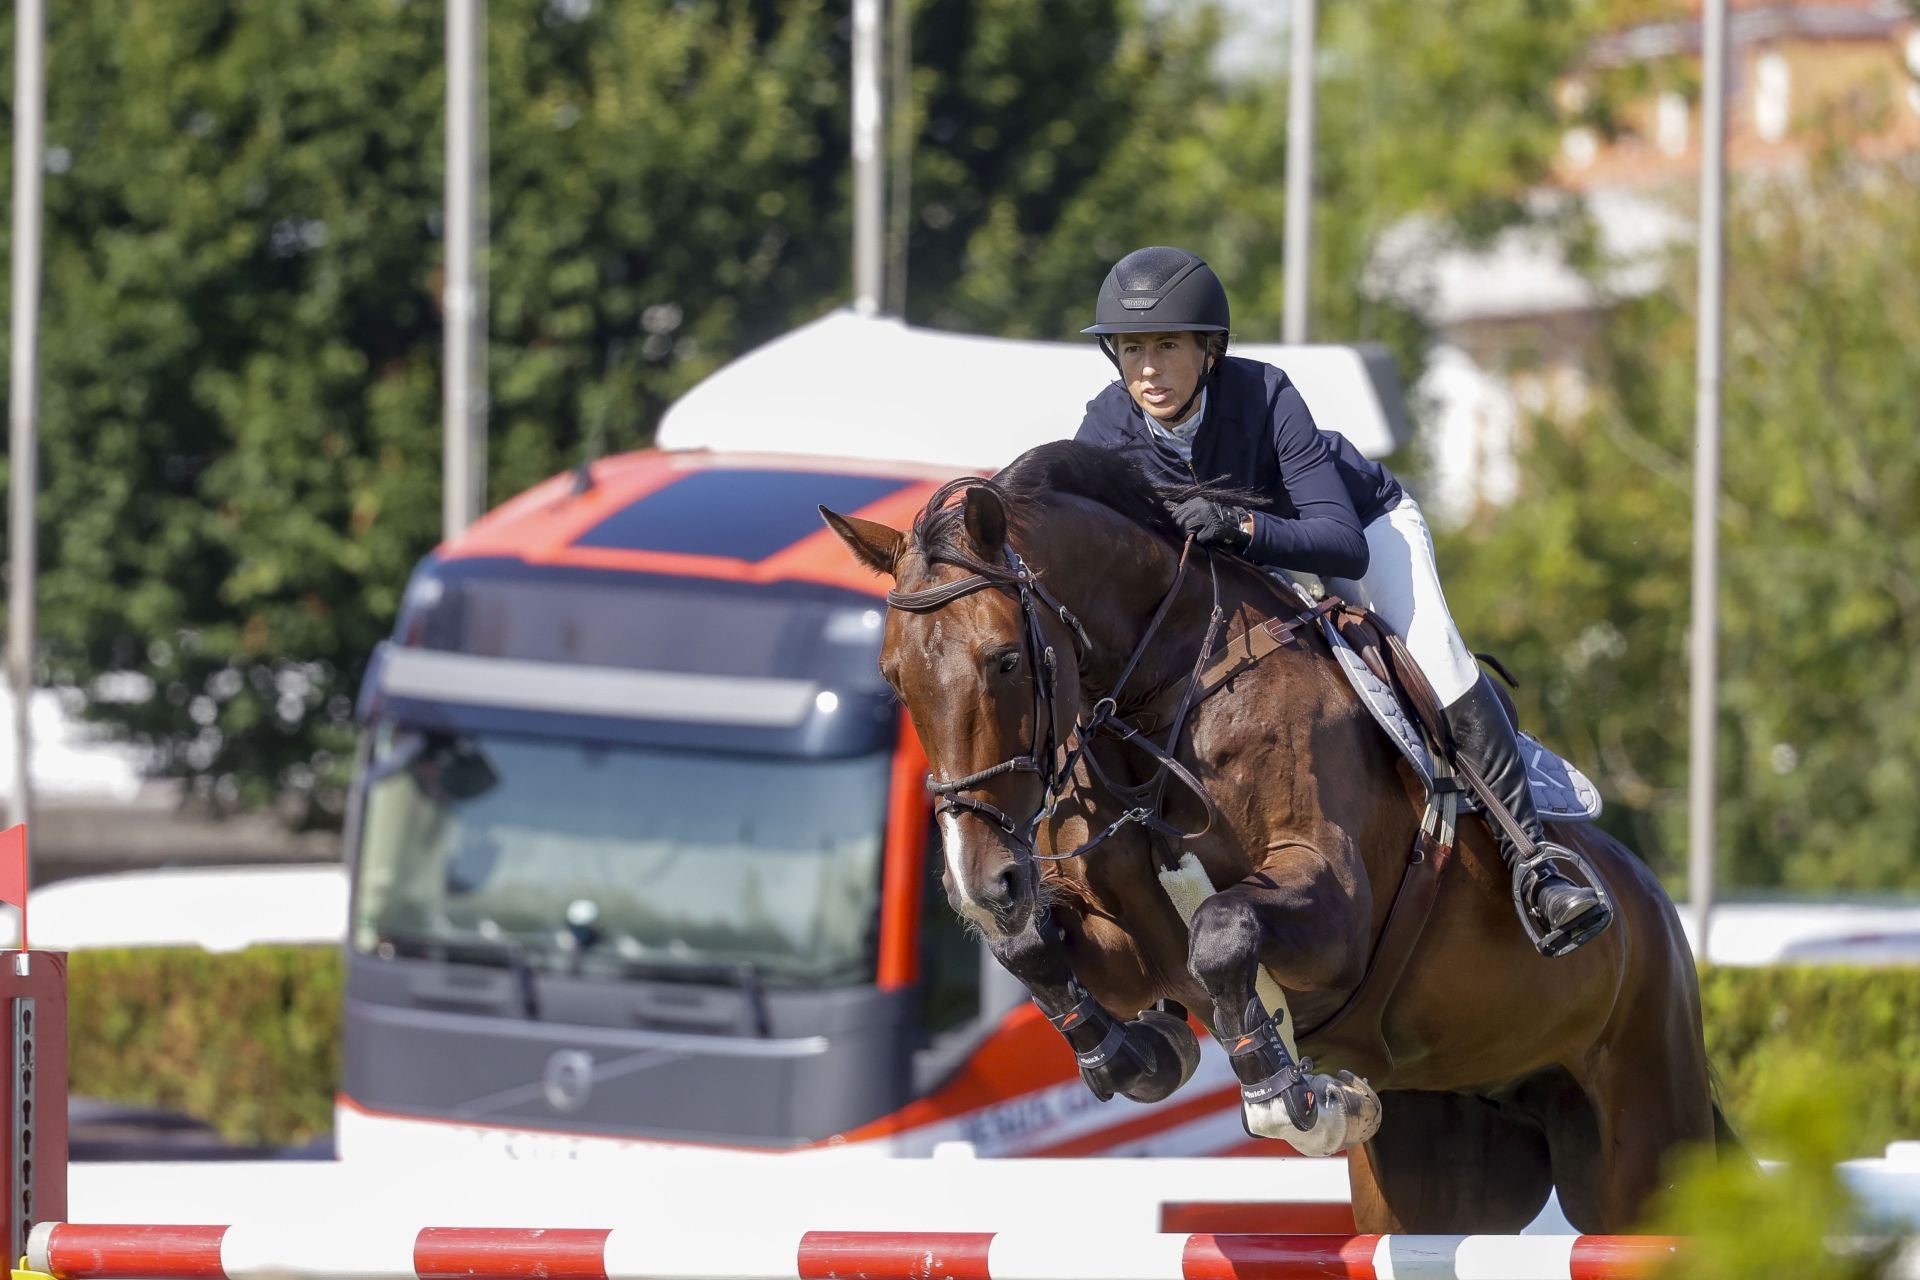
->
xmin=0 ymin=864 xmax=346 ymax=952
xmin=441 ymin=450 xmax=945 ymax=598
xmin=439 ymin=314 xmax=1412 ymax=598
xmin=656 ymin=309 xmax=1410 ymax=467
xmin=1588 ymin=0 xmax=1910 ymax=65
xmin=1372 ymin=187 xmax=1688 ymax=325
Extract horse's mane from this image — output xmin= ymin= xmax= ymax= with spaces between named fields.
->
xmin=908 ymin=440 xmax=1199 ymax=581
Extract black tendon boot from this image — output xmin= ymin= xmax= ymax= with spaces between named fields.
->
xmin=1227 ymin=997 xmax=1317 ymax=1131
xmin=1445 ymin=674 xmax=1613 ymax=957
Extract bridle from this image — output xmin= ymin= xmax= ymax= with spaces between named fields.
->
xmin=884 ymin=535 xmax=1227 ymax=866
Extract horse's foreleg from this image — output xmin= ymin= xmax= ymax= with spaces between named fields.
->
xmin=1187 ymin=845 xmax=1374 ymax=1151
xmin=989 ymin=911 xmax=1200 ymax=1104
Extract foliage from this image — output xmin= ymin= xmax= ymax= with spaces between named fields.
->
xmin=69 ymin=945 xmax=341 ymax=1146
xmin=0 ymin=0 xmax=857 ymax=822
xmin=1648 ymin=1051 xmax=1900 ymax=1278
xmin=1700 ymin=965 xmax=1920 ymax=1162
xmin=916 ymin=0 xmax=1607 ymax=380
xmin=0 ymin=0 xmax=1188 ymax=820
xmin=1436 ymin=158 xmax=1920 ymax=889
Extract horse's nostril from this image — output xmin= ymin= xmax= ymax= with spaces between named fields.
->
xmin=994 ymin=865 xmax=1024 ymax=908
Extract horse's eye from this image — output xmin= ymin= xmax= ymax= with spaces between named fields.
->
xmin=997 ymin=651 xmax=1021 ymax=675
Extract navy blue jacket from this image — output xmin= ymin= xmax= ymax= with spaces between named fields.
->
xmin=1074 ymin=355 xmax=1403 ymax=580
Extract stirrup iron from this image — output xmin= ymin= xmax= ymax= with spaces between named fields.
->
xmin=1512 ymin=841 xmax=1614 ymax=958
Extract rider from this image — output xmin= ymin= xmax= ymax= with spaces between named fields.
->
xmin=1075 ymin=245 xmax=1611 ymax=958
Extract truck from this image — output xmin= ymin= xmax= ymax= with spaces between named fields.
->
xmin=336 ymin=310 xmax=1408 ymax=1163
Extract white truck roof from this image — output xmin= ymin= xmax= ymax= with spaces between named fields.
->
xmin=657 ymin=309 xmax=1411 ymax=470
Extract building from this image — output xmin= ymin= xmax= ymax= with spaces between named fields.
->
xmin=1405 ymin=0 xmax=1920 ymax=523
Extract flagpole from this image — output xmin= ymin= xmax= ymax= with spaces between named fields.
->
xmin=851 ymin=0 xmax=884 ymax=315
xmin=8 ymin=0 xmax=47 ymax=843
xmin=1281 ymin=0 xmax=1317 ymax=343
xmin=443 ymin=0 xmax=488 ymax=539
xmin=1688 ymin=0 xmax=1728 ymax=962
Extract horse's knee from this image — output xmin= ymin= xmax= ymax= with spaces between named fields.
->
xmin=1187 ymin=893 xmax=1264 ymax=993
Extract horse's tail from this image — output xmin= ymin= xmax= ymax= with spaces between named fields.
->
xmin=1707 ymin=1061 xmax=1752 ymax=1165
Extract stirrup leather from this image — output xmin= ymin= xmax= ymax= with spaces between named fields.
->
xmin=1512 ymin=841 xmax=1615 ymax=958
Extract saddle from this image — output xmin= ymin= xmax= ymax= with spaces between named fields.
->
xmin=1199 ymin=579 xmax=1603 ymax=823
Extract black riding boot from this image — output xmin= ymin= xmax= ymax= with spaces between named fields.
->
xmin=1445 ymin=674 xmax=1613 ymax=957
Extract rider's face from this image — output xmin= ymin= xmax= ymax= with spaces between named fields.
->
xmin=1115 ymin=331 xmax=1211 ymax=423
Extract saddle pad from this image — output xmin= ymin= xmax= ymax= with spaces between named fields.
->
xmin=1316 ymin=616 xmax=1603 ymax=824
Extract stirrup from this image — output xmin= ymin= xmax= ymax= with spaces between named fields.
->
xmin=1512 ymin=842 xmax=1615 ymax=958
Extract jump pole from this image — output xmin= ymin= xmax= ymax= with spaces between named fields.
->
xmin=23 ymin=1224 xmax=1682 ymax=1280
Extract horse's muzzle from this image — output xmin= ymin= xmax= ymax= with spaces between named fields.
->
xmin=947 ymin=847 xmax=1036 ymax=938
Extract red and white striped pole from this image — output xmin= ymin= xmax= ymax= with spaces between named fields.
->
xmin=29 ymin=1224 xmax=1682 ymax=1280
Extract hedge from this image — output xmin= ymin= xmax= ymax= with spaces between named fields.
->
xmin=69 ymin=948 xmax=342 ymax=1148
xmin=63 ymin=948 xmax=1920 ymax=1154
xmin=1696 ymin=964 xmax=1920 ymax=1157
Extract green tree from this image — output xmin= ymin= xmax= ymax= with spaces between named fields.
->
xmin=2 ymin=0 xmax=1188 ymax=821
xmin=914 ymin=0 xmax=1606 ymax=383
xmin=1437 ymin=155 xmax=1920 ymax=890
xmin=1 ymin=0 xmax=858 ymax=821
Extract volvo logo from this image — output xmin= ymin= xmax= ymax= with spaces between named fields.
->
xmin=541 ymin=1049 xmax=596 ymax=1114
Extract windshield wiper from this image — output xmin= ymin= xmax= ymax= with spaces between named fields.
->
xmin=374 ymin=927 xmax=542 ymax=1021
xmin=608 ymin=957 xmax=771 ymax=1038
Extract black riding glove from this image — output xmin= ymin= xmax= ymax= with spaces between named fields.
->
xmin=1170 ymin=496 xmax=1252 ymax=552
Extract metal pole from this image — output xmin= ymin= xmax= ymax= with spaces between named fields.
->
xmin=883 ymin=0 xmax=912 ymax=318
xmin=1688 ymin=0 xmax=1728 ymax=962
xmin=8 ymin=0 xmax=46 ymax=837
xmin=443 ymin=0 xmax=488 ymax=540
xmin=851 ymin=0 xmax=884 ymax=316
xmin=1281 ymin=0 xmax=1317 ymax=344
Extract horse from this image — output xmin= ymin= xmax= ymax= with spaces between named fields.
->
xmin=822 ymin=440 xmax=1726 ymax=1233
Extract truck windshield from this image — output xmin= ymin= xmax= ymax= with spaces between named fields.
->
xmin=351 ymin=727 xmax=890 ymax=986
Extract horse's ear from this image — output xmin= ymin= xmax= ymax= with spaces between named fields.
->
xmin=820 ymin=506 xmax=905 ymax=578
xmin=963 ymin=485 xmax=1007 ymax=557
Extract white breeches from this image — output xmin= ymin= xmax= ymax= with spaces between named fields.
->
xmin=1323 ymin=495 xmax=1482 ymax=708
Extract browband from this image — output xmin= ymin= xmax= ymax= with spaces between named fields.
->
xmin=887 ymin=574 xmax=999 ymax=612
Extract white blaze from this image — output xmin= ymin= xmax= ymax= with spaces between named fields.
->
xmin=941 ymin=810 xmax=1000 ymax=932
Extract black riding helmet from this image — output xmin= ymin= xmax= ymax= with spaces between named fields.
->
xmin=1083 ymin=246 xmax=1229 ymax=422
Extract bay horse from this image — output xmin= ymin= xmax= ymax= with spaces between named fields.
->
xmin=822 ymin=441 xmax=1725 ymax=1233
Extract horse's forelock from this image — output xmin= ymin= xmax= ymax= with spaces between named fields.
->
xmin=909 ymin=475 xmax=1019 ymax=583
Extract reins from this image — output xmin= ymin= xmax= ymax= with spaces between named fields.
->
xmin=885 ymin=534 xmax=1233 ymax=867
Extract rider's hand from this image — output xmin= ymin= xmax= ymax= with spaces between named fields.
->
xmin=1170 ymin=496 xmax=1253 ymax=551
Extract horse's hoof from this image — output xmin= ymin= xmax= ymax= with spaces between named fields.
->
xmin=1078 ymin=1010 xmax=1201 ymax=1104
xmin=1122 ymin=1009 xmax=1201 ymax=1102
xmin=1241 ymin=1070 xmax=1383 ymax=1156
xmin=1333 ymin=1070 xmax=1383 ymax=1147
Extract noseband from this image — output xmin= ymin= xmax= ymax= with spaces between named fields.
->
xmin=885 ymin=538 xmax=1225 ymax=864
